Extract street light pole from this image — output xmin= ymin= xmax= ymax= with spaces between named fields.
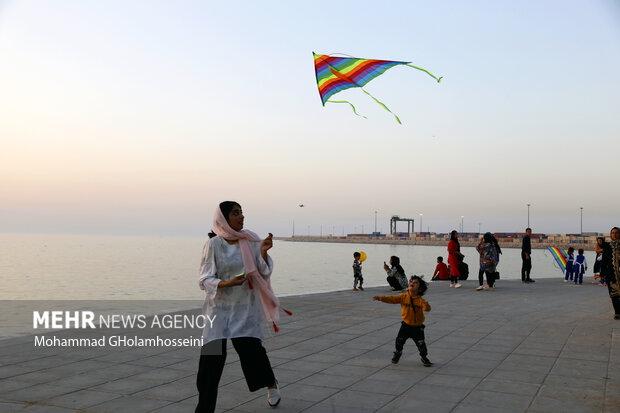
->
xmin=527 ymin=203 xmax=531 ymax=228
xmin=374 ymin=211 xmax=377 ymax=233
xmin=461 ymin=216 xmax=464 ymax=234
xmin=478 ymin=222 xmax=481 ymax=234
xmin=580 ymin=207 xmax=583 ymax=234
xmin=419 ymin=213 xmax=423 ymax=234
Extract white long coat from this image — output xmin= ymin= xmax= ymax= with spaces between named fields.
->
xmin=198 ymin=236 xmax=273 ymax=344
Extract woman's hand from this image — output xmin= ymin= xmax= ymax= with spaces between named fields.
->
xmin=261 ymin=233 xmax=273 ymax=262
xmin=219 ymin=274 xmax=247 ymax=288
xmin=383 ymin=263 xmax=389 ymax=272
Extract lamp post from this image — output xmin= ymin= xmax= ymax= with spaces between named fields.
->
xmin=580 ymin=207 xmax=583 ymax=234
xmin=419 ymin=213 xmax=423 ymax=234
xmin=527 ymin=203 xmax=531 ymax=228
xmin=374 ymin=210 xmax=377 ymax=233
xmin=478 ymin=222 xmax=481 ymax=234
xmin=461 ymin=216 xmax=464 ymax=234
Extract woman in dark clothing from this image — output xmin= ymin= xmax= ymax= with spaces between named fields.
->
xmin=600 ymin=227 xmax=620 ymax=320
xmin=384 ymin=256 xmax=408 ymax=291
xmin=593 ymin=237 xmax=605 ymax=285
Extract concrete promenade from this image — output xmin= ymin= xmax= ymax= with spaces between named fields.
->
xmin=1 ymin=279 xmax=619 ymax=412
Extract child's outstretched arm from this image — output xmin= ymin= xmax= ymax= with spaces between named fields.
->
xmin=373 ymin=295 xmax=402 ymax=304
xmin=422 ymin=299 xmax=431 ymax=312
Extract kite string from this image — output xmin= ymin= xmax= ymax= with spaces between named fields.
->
xmin=360 ymin=88 xmax=402 ymax=125
xmin=326 ymin=100 xmax=367 ymax=119
xmin=406 ymin=64 xmax=443 ymax=83
xmin=326 ymin=52 xmax=356 ymax=58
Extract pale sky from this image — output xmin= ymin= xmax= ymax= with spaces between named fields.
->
xmin=1 ymin=0 xmax=619 ymax=237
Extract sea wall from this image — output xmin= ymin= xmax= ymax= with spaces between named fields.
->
xmin=276 ymin=236 xmax=597 ymax=251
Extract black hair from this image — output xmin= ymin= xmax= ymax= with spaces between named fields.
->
xmin=208 ymin=231 xmax=217 ymax=239
xmin=390 ymin=256 xmax=405 ymax=275
xmin=450 ymin=230 xmax=460 ymax=248
xmin=578 ymin=248 xmax=584 ymax=255
xmin=219 ymin=201 xmax=241 ymax=223
xmin=409 ymin=275 xmax=428 ymax=296
xmin=437 ymin=256 xmax=443 ymax=262
xmin=568 ymin=247 xmax=574 ymax=253
xmin=483 ymin=232 xmax=502 ymax=255
xmin=526 ymin=227 xmax=532 ymax=232
xmin=353 ymin=252 xmax=361 ymax=258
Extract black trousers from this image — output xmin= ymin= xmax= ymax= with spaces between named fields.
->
xmin=607 ymin=284 xmax=620 ymax=315
xmin=479 ymin=269 xmax=495 ymax=287
xmin=387 ymin=276 xmax=403 ymax=290
xmin=521 ymin=252 xmax=532 ymax=281
xmin=395 ymin=322 xmax=428 ymax=357
xmin=195 ymin=337 xmax=276 ymax=413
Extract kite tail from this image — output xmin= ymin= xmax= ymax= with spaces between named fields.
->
xmin=326 ymin=100 xmax=367 ymax=119
xmin=406 ymin=64 xmax=443 ymax=83
xmin=360 ymin=88 xmax=401 ymax=124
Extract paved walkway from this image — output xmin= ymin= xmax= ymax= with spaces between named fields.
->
xmin=1 ymin=279 xmax=619 ymax=412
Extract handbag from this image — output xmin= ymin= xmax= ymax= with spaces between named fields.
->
xmin=493 ymin=271 xmax=500 ymax=280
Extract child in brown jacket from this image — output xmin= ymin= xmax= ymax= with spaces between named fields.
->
xmin=373 ymin=275 xmax=432 ymax=366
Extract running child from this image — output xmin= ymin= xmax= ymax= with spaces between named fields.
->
xmin=373 ymin=275 xmax=432 ymax=367
xmin=353 ymin=252 xmax=364 ymax=291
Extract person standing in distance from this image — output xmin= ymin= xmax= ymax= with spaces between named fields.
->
xmin=521 ymin=228 xmax=534 ymax=283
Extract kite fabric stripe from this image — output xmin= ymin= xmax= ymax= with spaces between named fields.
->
xmin=547 ymin=246 xmax=568 ymax=272
xmin=313 ymin=52 xmax=442 ymax=123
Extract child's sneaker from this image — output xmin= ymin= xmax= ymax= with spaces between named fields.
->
xmin=454 ymin=283 xmax=462 ymax=289
xmin=353 ymin=288 xmax=358 ymax=291
xmin=359 ymin=286 xmax=364 ymax=291
xmin=391 ymin=350 xmax=402 ymax=364
xmin=421 ymin=356 xmax=432 ymax=367
xmin=450 ymin=283 xmax=454 ymax=288
xmin=475 ymin=285 xmax=484 ymax=291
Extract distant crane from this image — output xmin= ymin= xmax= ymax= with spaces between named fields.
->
xmin=390 ymin=215 xmax=415 ymax=234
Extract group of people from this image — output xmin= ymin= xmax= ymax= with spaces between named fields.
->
xmin=196 ymin=201 xmax=620 ymax=412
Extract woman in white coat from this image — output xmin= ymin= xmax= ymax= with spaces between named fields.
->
xmin=196 ymin=201 xmax=281 ymax=412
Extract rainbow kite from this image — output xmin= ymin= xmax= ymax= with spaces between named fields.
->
xmin=547 ymin=246 xmax=568 ymax=272
xmin=313 ymin=52 xmax=442 ymax=124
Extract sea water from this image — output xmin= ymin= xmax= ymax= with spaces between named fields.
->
xmin=0 ymin=233 xmax=586 ymax=300
xmin=0 ymin=234 xmax=589 ymax=336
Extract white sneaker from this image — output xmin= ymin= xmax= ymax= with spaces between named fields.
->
xmin=450 ymin=283 xmax=454 ymax=288
xmin=267 ymin=381 xmax=281 ymax=407
xmin=475 ymin=285 xmax=484 ymax=291
xmin=455 ymin=283 xmax=462 ymax=289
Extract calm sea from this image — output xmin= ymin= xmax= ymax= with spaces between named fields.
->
xmin=0 ymin=233 xmax=588 ymax=300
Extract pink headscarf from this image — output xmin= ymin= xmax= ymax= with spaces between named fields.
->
xmin=213 ymin=206 xmax=281 ymax=326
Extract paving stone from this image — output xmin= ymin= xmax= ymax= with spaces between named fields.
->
xmin=528 ymin=395 xmax=603 ymax=413
xmin=88 ymin=395 xmax=171 ymax=412
xmin=42 ymin=389 xmax=121 ymax=409
xmin=0 ymin=280 xmax=618 ymax=412
xmin=1 ymin=382 xmax=77 ymax=403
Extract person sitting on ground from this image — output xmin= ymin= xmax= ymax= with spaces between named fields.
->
xmin=384 ymin=256 xmax=408 ymax=291
xmin=373 ymin=275 xmax=432 ymax=367
xmin=432 ymin=256 xmax=449 ymax=280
